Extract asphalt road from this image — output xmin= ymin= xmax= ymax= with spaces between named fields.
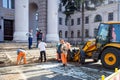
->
xmin=0 ymin=62 xmax=81 ymax=80
xmin=0 ymin=61 xmax=113 ymax=80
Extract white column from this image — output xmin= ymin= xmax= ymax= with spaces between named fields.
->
xmin=46 ymin=0 xmax=59 ymax=42
xmin=13 ymin=0 xmax=29 ymax=42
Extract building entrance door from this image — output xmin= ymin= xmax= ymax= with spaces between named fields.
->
xmin=0 ymin=24 xmax=3 ymax=41
xmin=4 ymin=19 xmax=14 ymax=41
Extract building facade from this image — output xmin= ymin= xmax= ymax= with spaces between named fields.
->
xmin=0 ymin=0 xmax=15 ymax=41
xmin=0 ymin=0 xmax=120 ymax=43
xmin=0 ymin=0 xmax=59 ymax=42
xmin=58 ymin=0 xmax=120 ymax=44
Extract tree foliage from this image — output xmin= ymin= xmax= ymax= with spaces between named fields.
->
xmin=61 ymin=0 xmax=105 ymax=41
xmin=61 ymin=0 xmax=105 ymax=17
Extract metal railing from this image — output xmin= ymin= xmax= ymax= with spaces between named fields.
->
xmin=101 ymin=68 xmax=120 ymax=80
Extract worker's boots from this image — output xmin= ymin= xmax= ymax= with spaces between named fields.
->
xmin=80 ymin=57 xmax=85 ymax=64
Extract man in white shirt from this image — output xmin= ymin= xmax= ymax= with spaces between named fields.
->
xmin=38 ymin=40 xmax=47 ymax=62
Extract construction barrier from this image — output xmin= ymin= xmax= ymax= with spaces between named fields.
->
xmin=101 ymin=68 xmax=120 ymax=80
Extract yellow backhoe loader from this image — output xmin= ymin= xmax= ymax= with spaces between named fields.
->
xmin=69 ymin=22 xmax=120 ymax=69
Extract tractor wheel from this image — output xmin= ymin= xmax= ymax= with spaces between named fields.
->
xmin=101 ymin=48 xmax=120 ymax=69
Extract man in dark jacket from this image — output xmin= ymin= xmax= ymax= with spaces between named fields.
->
xmin=36 ymin=30 xmax=43 ymax=47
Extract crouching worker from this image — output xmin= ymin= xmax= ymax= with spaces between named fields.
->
xmin=16 ymin=48 xmax=27 ymax=65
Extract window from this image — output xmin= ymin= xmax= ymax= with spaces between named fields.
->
xmin=77 ymin=30 xmax=80 ymax=38
xmin=108 ymin=12 xmax=113 ymax=21
xmin=85 ymin=16 xmax=89 ymax=24
xmin=59 ymin=30 xmax=62 ymax=38
xmin=71 ymin=19 xmax=74 ymax=26
xmin=71 ymin=31 xmax=74 ymax=38
xmin=95 ymin=2 xmax=102 ymax=7
xmin=65 ymin=19 xmax=67 ymax=26
xmin=77 ymin=18 xmax=80 ymax=25
xmin=59 ymin=3 xmax=62 ymax=11
xmin=3 ymin=0 xmax=15 ymax=9
xmin=111 ymin=24 xmax=120 ymax=42
xmin=35 ymin=13 xmax=39 ymax=21
xmin=94 ymin=15 xmax=102 ymax=22
xmin=97 ymin=23 xmax=109 ymax=44
xmin=59 ymin=17 xmax=62 ymax=25
xmin=65 ymin=31 xmax=68 ymax=38
xmin=108 ymin=0 xmax=114 ymax=4
xmin=85 ymin=29 xmax=89 ymax=37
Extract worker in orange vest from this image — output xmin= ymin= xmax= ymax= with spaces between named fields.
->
xmin=65 ymin=41 xmax=71 ymax=61
xmin=61 ymin=39 xmax=68 ymax=67
xmin=16 ymin=48 xmax=27 ymax=65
